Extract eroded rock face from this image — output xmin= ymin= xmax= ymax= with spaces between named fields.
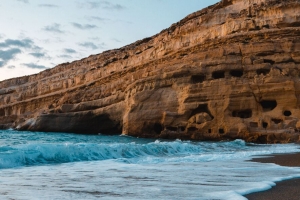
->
xmin=1 ymin=0 xmax=300 ymax=143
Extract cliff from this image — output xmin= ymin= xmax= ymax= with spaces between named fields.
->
xmin=1 ymin=0 xmax=300 ymax=143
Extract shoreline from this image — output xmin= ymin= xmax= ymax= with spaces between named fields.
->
xmin=244 ymin=152 xmax=300 ymax=200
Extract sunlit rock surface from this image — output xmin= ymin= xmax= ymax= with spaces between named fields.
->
xmin=1 ymin=0 xmax=300 ymax=143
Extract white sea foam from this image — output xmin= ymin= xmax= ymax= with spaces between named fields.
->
xmin=0 ymin=130 xmax=300 ymax=199
xmin=0 ymin=159 xmax=300 ymax=200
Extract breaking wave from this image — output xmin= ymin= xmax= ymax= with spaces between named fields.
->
xmin=0 ymin=130 xmax=299 ymax=169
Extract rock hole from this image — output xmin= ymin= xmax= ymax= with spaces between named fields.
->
xmin=180 ymin=53 xmax=188 ymax=57
xmin=0 ymin=109 xmax=5 ymax=117
xmin=188 ymin=127 xmax=197 ymax=132
xmin=283 ymin=110 xmax=292 ymax=117
xmin=260 ymin=100 xmax=277 ymax=111
xmin=232 ymin=109 xmax=252 ymax=118
xmin=250 ymin=122 xmax=258 ymax=128
xmin=256 ymin=69 xmax=270 ymax=76
xmin=153 ymin=123 xmax=163 ymax=134
xmin=262 ymin=24 xmax=270 ymax=29
xmin=212 ymin=71 xmax=225 ymax=79
xmin=208 ymin=129 xmax=212 ymax=133
xmin=289 ymin=22 xmax=300 ymax=27
xmin=262 ymin=122 xmax=268 ymax=128
xmin=271 ymin=118 xmax=283 ymax=124
xmin=219 ymin=129 xmax=225 ymax=134
xmin=179 ymin=127 xmax=185 ymax=132
xmin=166 ymin=127 xmax=177 ymax=132
xmin=263 ymin=59 xmax=275 ymax=65
xmin=256 ymin=52 xmax=274 ymax=56
xmin=190 ymin=104 xmax=214 ymax=119
xmin=191 ymin=75 xmax=206 ymax=84
xmin=230 ymin=69 xmax=243 ymax=77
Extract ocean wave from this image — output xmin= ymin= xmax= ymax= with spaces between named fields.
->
xmin=0 ymin=140 xmax=200 ymax=168
xmin=0 ymin=140 xmax=251 ymax=168
xmin=0 ymin=130 xmax=299 ymax=169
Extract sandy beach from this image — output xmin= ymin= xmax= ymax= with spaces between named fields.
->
xmin=245 ymin=153 xmax=300 ymax=200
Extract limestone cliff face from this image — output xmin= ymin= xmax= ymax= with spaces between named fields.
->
xmin=1 ymin=0 xmax=300 ymax=143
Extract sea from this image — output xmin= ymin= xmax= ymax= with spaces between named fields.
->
xmin=0 ymin=129 xmax=299 ymax=200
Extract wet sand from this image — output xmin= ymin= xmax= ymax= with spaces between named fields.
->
xmin=245 ymin=153 xmax=300 ymax=200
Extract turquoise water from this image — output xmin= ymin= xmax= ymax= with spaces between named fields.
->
xmin=0 ymin=129 xmax=300 ymax=200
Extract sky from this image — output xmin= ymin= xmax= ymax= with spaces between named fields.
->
xmin=0 ymin=0 xmax=219 ymax=81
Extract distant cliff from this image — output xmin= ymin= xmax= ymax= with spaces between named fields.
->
xmin=1 ymin=0 xmax=300 ymax=143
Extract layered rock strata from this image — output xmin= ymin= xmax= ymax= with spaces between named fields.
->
xmin=1 ymin=0 xmax=300 ymax=143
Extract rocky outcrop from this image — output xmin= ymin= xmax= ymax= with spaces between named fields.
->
xmin=1 ymin=0 xmax=300 ymax=143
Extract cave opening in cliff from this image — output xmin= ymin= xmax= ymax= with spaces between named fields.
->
xmin=219 ymin=128 xmax=225 ymax=134
xmin=232 ymin=109 xmax=252 ymax=118
xmin=102 ymin=125 xmax=123 ymax=135
xmin=188 ymin=127 xmax=197 ymax=132
xmin=262 ymin=122 xmax=268 ymax=128
xmin=230 ymin=69 xmax=243 ymax=77
xmin=260 ymin=100 xmax=277 ymax=111
xmin=263 ymin=59 xmax=275 ymax=65
xmin=191 ymin=74 xmax=206 ymax=84
xmin=190 ymin=104 xmax=214 ymax=119
xmin=166 ymin=127 xmax=178 ymax=132
xmin=212 ymin=71 xmax=225 ymax=79
xmin=250 ymin=122 xmax=258 ymax=128
xmin=262 ymin=24 xmax=270 ymax=29
xmin=153 ymin=123 xmax=163 ymax=134
xmin=0 ymin=109 xmax=4 ymax=117
xmin=283 ymin=110 xmax=292 ymax=117
xmin=256 ymin=69 xmax=270 ymax=76
xmin=271 ymin=118 xmax=283 ymax=124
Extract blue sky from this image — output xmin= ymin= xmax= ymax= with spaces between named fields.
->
xmin=0 ymin=0 xmax=219 ymax=81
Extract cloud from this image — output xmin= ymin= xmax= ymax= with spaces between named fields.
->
xmin=38 ymin=4 xmax=59 ymax=8
xmin=103 ymin=3 xmax=125 ymax=10
xmin=7 ymin=65 xmax=16 ymax=69
xmin=86 ymin=1 xmax=101 ymax=8
xmin=23 ymin=63 xmax=47 ymax=69
xmin=43 ymin=23 xmax=64 ymax=34
xmin=100 ymin=1 xmax=125 ymax=10
xmin=79 ymin=1 xmax=125 ymax=10
xmin=29 ymin=52 xmax=46 ymax=58
xmin=78 ymin=42 xmax=106 ymax=50
xmin=17 ymin=0 xmax=29 ymax=3
xmin=71 ymin=23 xmax=98 ymax=30
xmin=88 ymin=16 xmax=109 ymax=22
xmin=78 ymin=42 xmax=99 ymax=50
xmin=111 ymin=38 xmax=121 ymax=43
xmin=89 ymin=37 xmax=100 ymax=41
xmin=58 ymin=54 xmax=73 ymax=59
xmin=0 ymin=48 xmax=22 ymax=64
xmin=0 ymin=39 xmax=33 ymax=48
xmin=0 ymin=38 xmax=47 ymax=68
xmin=64 ymin=48 xmax=77 ymax=54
